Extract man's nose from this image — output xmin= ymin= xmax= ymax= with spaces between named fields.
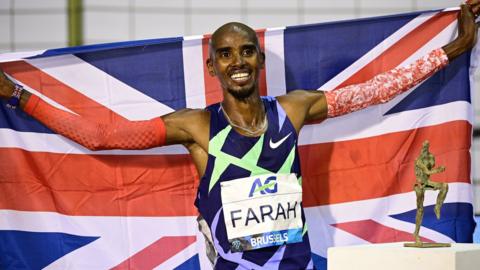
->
xmin=232 ymin=52 xmax=245 ymax=65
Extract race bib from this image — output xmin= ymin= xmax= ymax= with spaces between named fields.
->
xmin=220 ymin=173 xmax=303 ymax=252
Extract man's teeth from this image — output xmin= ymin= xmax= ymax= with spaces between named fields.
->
xmin=231 ymin=73 xmax=249 ymax=79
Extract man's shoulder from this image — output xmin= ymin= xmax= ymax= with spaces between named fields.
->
xmin=179 ymin=107 xmax=210 ymax=120
xmin=166 ymin=107 xmax=210 ymax=128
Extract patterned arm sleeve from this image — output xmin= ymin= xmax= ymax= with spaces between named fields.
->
xmin=324 ymin=48 xmax=449 ymax=118
xmin=24 ymin=95 xmax=166 ymax=150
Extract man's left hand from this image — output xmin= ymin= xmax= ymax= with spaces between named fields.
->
xmin=443 ymin=0 xmax=480 ymax=60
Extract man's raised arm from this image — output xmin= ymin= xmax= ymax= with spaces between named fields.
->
xmin=279 ymin=2 xmax=480 ymax=133
xmin=0 ymin=73 xmax=207 ymax=151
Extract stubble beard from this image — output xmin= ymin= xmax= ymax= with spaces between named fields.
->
xmin=225 ymin=73 xmax=258 ymax=100
xmin=227 ymin=84 xmax=257 ymax=100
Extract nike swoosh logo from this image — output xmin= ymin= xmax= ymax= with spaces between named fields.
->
xmin=269 ymin=132 xmax=292 ymax=149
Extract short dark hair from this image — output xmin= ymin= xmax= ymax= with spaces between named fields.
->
xmin=209 ymin=22 xmax=260 ymax=58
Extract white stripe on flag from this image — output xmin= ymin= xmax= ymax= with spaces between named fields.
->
xmin=1 ymin=101 xmax=469 ymax=154
xmin=319 ymin=11 xmax=439 ymax=91
xmin=0 ymin=50 xmax=46 ymax=63
xmin=299 ymin=101 xmax=472 ymax=145
xmin=265 ymin=27 xmax=287 ymax=97
xmin=372 ymin=216 xmax=454 ymax=243
xmin=26 ymin=55 xmax=174 ymax=120
xmin=298 ymin=17 xmax=460 ymax=145
xmin=0 ymin=210 xmax=199 ymax=269
xmin=305 ymin=182 xmax=472 ymax=224
xmin=183 ymin=36 xmax=207 ymax=109
xmin=9 ymin=75 xmax=76 ymax=114
xmin=153 ymin=240 xmax=198 ymax=270
xmin=305 ymin=182 xmax=472 ymax=257
xmin=307 ymin=219 xmax=369 ymax=258
xmin=379 ymin=18 xmax=457 ymax=113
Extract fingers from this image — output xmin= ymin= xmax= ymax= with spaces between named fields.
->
xmin=462 ymin=3 xmax=474 ymax=14
xmin=460 ymin=3 xmax=476 ymax=23
xmin=470 ymin=4 xmax=480 ymax=16
xmin=465 ymin=0 xmax=480 ymax=5
xmin=465 ymin=0 xmax=480 ymax=16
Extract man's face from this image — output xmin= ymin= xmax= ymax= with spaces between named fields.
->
xmin=207 ymin=29 xmax=264 ymax=99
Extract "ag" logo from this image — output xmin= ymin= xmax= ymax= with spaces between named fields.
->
xmin=248 ymin=176 xmax=277 ymax=197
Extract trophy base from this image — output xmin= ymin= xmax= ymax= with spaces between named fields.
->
xmin=328 ymin=242 xmax=480 ymax=270
xmin=404 ymin=242 xmax=451 ymax=248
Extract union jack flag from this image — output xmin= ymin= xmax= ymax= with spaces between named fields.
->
xmin=0 ymin=8 xmax=476 ymax=269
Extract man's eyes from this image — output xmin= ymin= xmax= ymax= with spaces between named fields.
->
xmin=218 ymin=48 xmax=255 ymax=58
xmin=220 ymin=51 xmax=231 ymax=58
xmin=242 ymin=49 xmax=254 ymax=56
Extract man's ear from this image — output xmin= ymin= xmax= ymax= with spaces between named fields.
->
xmin=206 ymin=58 xmax=216 ymax=76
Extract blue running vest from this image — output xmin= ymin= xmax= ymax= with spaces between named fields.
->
xmin=195 ymin=96 xmax=314 ymax=269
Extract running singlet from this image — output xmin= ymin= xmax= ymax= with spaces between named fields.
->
xmin=195 ymin=97 xmax=314 ymax=269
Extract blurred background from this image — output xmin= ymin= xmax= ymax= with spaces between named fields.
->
xmin=0 ymin=0 xmax=478 ymax=238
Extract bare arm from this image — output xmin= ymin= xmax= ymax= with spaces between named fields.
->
xmin=443 ymin=2 xmax=479 ymax=60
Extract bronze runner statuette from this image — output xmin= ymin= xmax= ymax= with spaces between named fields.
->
xmin=404 ymin=140 xmax=451 ymax=248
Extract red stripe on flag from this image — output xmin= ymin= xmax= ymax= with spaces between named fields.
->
xmin=0 ymin=149 xmax=199 ymax=216
xmin=333 ymin=220 xmax=433 ymax=243
xmin=202 ymin=29 xmax=267 ymax=106
xmin=306 ymin=11 xmax=457 ymax=125
xmin=256 ymin=29 xmax=268 ymax=97
xmin=111 ymin=236 xmax=196 ymax=270
xmin=0 ymin=121 xmax=469 ymax=215
xmin=0 ymin=61 xmax=126 ymax=123
xmin=301 ymin=120 xmax=471 ymax=207
xmin=201 ymin=34 xmax=223 ymax=106
xmin=336 ymin=11 xmax=457 ymax=88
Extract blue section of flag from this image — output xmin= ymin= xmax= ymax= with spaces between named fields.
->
xmin=0 ymin=105 xmax=55 ymax=133
xmin=0 ymin=9 xmax=475 ymax=269
xmin=283 ymin=12 xmax=418 ymax=91
xmin=173 ymin=254 xmax=201 ymax=270
xmin=311 ymin=253 xmax=327 ymax=270
xmin=386 ymin=52 xmax=471 ymax=115
xmin=76 ymin=39 xmax=186 ymax=111
xmin=390 ymin=203 xmax=476 ymax=242
xmin=0 ymin=230 xmax=99 ymax=270
xmin=30 ymin=37 xmax=183 ymax=59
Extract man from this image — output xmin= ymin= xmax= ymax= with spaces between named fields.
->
xmin=0 ymin=2 xmax=479 ymax=269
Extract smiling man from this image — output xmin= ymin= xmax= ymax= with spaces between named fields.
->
xmin=1 ymin=2 xmax=479 ymax=269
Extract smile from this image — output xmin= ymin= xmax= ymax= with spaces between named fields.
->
xmin=230 ymin=72 xmax=251 ymax=82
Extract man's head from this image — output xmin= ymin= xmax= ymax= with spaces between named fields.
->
xmin=207 ymin=22 xmax=265 ymax=100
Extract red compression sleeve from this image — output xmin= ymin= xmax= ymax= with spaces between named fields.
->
xmin=324 ymin=48 xmax=449 ymax=118
xmin=24 ymin=95 xmax=166 ymax=150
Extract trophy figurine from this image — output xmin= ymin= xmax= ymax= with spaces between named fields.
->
xmin=404 ymin=140 xmax=451 ymax=248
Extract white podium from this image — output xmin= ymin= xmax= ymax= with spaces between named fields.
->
xmin=328 ymin=242 xmax=480 ymax=270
